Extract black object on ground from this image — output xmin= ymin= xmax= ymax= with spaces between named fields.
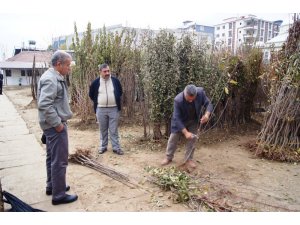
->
xmin=2 ymin=191 xmax=45 ymax=212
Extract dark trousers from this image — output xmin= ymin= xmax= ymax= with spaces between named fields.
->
xmin=166 ymin=121 xmax=198 ymax=161
xmin=43 ymin=123 xmax=69 ymax=201
xmin=0 ymin=80 xmax=3 ymax=94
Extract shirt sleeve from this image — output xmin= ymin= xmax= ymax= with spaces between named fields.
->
xmin=173 ymin=100 xmax=185 ymax=131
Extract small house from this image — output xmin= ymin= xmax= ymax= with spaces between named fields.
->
xmin=0 ymin=50 xmax=52 ymax=86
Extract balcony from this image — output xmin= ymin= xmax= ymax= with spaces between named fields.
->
xmin=243 ymin=25 xmax=258 ymax=30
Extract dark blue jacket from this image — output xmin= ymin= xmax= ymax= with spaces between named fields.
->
xmin=171 ymin=87 xmax=213 ymax=133
xmin=89 ymin=76 xmax=123 ymax=113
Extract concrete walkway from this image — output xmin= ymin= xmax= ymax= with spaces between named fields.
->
xmin=0 ymin=93 xmax=84 ymax=211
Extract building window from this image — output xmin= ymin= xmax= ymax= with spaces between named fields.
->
xmin=240 ymin=22 xmax=242 ymax=25
xmin=264 ymin=51 xmax=269 ymax=59
xmin=269 ymin=23 xmax=272 ymax=29
xmin=228 ymin=31 xmax=232 ymax=37
xmin=261 ymin=21 xmax=264 ymax=27
xmin=239 ymin=39 xmax=241 ymax=42
xmin=216 ymin=34 xmax=220 ymax=38
xmin=5 ymin=70 xmax=11 ymax=77
xmin=228 ymin=39 xmax=232 ymax=45
xmin=217 ymin=27 xmax=220 ymax=30
xmin=260 ymin=37 xmax=263 ymax=41
xmin=261 ymin=30 xmax=264 ymax=36
xmin=222 ymin=25 xmax=225 ymax=29
xmin=222 ymin=33 xmax=225 ymax=37
xmin=27 ymin=70 xmax=32 ymax=76
xmin=229 ymin=23 xmax=232 ymax=29
xmin=269 ymin=31 xmax=271 ymax=37
xmin=21 ymin=70 xmax=26 ymax=76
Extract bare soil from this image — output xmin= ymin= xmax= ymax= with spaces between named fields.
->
xmin=4 ymin=86 xmax=300 ymax=211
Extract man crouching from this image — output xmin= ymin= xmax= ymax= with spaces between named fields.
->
xmin=161 ymin=84 xmax=213 ymax=168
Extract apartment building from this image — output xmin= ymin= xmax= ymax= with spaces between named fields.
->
xmin=52 ymin=21 xmax=215 ymax=51
xmin=214 ymin=14 xmax=282 ymax=54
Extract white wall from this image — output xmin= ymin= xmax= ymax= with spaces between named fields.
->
xmin=3 ymin=69 xmax=42 ymax=86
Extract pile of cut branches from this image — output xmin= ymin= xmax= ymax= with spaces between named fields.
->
xmin=145 ymin=166 xmax=233 ymax=211
xmin=69 ymin=149 xmax=139 ymax=189
xmin=257 ymin=18 xmax=300 ymax=162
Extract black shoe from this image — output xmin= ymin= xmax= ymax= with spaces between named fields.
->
xmin=98 ymin=148 xmax=107 ymax=154
xmin=113 ymin=149 xmax=124 ymax=155
xmin=46 ymin=185 xmax=70 ymax=195
xmin=52 ymin=194 xmax=78 ymax=205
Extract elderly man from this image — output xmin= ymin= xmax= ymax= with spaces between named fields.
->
xmin=161 ymin=84 xmax=213 ymax=168
xmin=89 ymin=63 xmax=123 ymax=155
xmin=37 ymin=50 xmax=78 ymax=205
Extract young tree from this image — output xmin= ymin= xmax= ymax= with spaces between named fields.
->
xmin=144 ymin=30 xmax=179 ymax=139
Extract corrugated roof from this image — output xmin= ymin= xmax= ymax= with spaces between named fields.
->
xmin=6 ymin=51 xmax=52 ymax=62
xmin=0 ymin=51 xmax=52 ymax=69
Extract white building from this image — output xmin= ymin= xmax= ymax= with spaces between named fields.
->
xmin=0 ymin=50 xmax=52 ymax=86
xmin=262 ymin=22 xmax=291 ymax=62
xmin=214 ymin=14 xmax=282 ymax=54
xmin=175 ymin=21 xmax=214 ymax=46
xmin=52 ymin=22 xmax=215 ymax=50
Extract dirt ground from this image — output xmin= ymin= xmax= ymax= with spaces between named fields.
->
xmin=3 ymin=86 xmax=300 ymax=211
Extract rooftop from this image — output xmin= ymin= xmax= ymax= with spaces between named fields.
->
xmin=0 ymin=51 xmax=52 ymax=69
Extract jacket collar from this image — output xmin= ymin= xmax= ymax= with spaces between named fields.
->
xmin=49 ymin=68 xmax=64 ymax=81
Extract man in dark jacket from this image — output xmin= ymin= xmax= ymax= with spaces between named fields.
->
xmin=161 ymin=84 xmax=213 ymax=168
xmin=89 ymin=64 xmax=123 ymax=155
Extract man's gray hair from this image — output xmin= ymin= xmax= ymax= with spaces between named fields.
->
xmin=98 ymin=63 xmax=109 ymax=71
xmin=184 ymin=84 xmax=197 ymax=97
xmin=51 ymin=50 xmax=72 ymax=66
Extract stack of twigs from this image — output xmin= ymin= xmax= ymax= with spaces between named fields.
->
xmin=69 ymin=149 xmax=139 ymax=189
xmin=189 ymin=196 xmax=233 ymax=212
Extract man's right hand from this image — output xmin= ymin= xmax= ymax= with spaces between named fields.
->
xmin=182 ymin=128 xmax=193 ymax=140
xmin=55 ymin=123 xmax=64 ymax=133
xmin=184 ymin=132 xmax=194 ymax=140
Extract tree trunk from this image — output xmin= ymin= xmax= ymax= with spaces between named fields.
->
xmin=153 ymin=122 xmax=162 ymax=140
xmin=165 ymin=118 xmax=171 ymax=137
xmin=31 ymin=55 xmax=36 ymax=100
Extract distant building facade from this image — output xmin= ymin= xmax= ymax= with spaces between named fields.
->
xmin=214 ymin=14 xmax=282 ymax=54
xmin=0 ymin=50 xmax=52 ymax=86
xmin=262 ymin=22 xmax=292 ymax=62
xmin=52 ymin=22 xmax=215 ymax=51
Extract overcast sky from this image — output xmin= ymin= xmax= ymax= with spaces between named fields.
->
xmin=0 ymin=0 xmax=298 ymax=59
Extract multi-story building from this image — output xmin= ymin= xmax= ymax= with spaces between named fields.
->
xmin=52 ymin=24 xmax=125 ymax=50
xmin=214 ymin=14 xmax=282 ymax=54
xmin=176 ymin=20 xmax=214 ymax=45
xmin=52 ymin=21 xmax=215 ymax=51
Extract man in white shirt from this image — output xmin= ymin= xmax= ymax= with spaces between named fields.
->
xmin=89 ymin=64 xmax=123 ymax=155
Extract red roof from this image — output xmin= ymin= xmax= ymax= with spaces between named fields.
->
xmin=6 ymin=51 xmax=52 ymax=63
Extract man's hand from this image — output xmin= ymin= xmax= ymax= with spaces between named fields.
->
xmin=200 ymin=112 xmax=210 ymax=124
xmin=55 ymin=123 xmax=64 ymax=133
xmin=182 ymin=128 xmax=194 ymax=140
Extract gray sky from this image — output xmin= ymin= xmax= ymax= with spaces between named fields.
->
xmin=0 ymin=0 xmax=297 ymax=59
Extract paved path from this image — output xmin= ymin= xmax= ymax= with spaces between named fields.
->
xmin=0 ymin=92 xmax=84 ymax=211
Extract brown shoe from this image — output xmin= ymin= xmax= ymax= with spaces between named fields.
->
xmin=161 ymin=158 xmax=172 ymax=166
xmin=186 ymin=160 xmax=197 ymax=168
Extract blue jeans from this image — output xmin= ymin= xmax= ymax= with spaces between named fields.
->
xmin=96 ymin=107 xmax=121 ymax=151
